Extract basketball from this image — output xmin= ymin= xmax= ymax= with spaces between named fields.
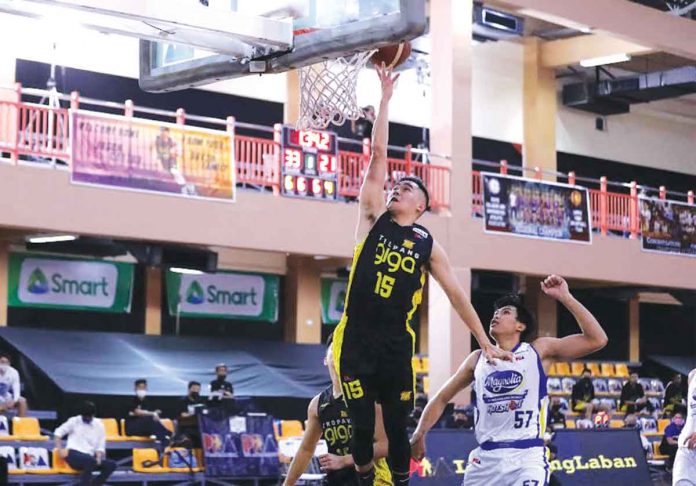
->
xmin=371 ymin=42 xmax=412 ymax=69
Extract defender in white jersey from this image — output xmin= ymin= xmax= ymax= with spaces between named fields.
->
xmin=673 ymin=368 xmax=696 ymax=486
xmin=411 ymin=275 xmax=608 ymax=486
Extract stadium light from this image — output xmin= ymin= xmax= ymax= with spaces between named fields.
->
xmin=170 ymin=267 xmax=204 ymax=275
xmin=27 ymin=235 xmax=77 ymax=244
xmin=580 ymin=53 xmax=631 ymax=68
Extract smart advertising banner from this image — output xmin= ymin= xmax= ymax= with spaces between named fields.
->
xmin=408 ymin=429 xmax=650 ymax=486
xmin=70 ymin=110 xmax=235 ymax=201
xmin=7 ymin=253 xmax=134 ymax=313
xmin=166 ymin=270 xmax=280 ymax=322
xmin=482 ymin=173 xmax=592 ymax=243
xmin=639 ymin=197 xmax=696 ymax=257
xmin=198 ymin=410 xmax=280 ymax=478
xmin=321 ymin=278 xmax=347 ymax=325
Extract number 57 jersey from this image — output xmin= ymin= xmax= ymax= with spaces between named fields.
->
xmin=473 ymin=342 xmax=549 ymax=447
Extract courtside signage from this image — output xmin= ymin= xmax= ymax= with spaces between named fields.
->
xmin=8 ymin=253 xmax=134 ymax=312
xmin=166 ymin=270 xmax=279 ymax=322
xmin=321 ymin=278 xmax=347 ymax=325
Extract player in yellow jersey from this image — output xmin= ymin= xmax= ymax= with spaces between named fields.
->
xmin=332 ymin=64 xmax=512 ymax=486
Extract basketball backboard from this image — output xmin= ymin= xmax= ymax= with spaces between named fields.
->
xmin=139 ymin=0 xmax=426 ymax=92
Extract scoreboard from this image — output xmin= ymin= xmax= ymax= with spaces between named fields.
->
xmin=280 ymin=125 xmax=338 ymax=200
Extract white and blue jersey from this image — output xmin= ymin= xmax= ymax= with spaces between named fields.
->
xmin=673 ymin=371 xmax=696 ymax=485
xmin=465 ymin=342 xmax=549 ymax=486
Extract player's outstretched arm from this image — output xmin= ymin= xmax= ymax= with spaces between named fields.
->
xmin=283 ymin=395 xmax=324 ymax=486
xmin=355 ymin=64 xmax=399 ymax=241
xmin=533 ymin=275 xmax=608 ymax=365
xmin=410 ymin=351 xmax=480 ymax=460
xmin=429 ymin=241 xmax=512 ymax=361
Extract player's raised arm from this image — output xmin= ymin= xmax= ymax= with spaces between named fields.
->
xmin=429 ymin=241 xmax=512 ymax=361
xmin=355 ymin=64 xmax=399 ymax=241
xmin=283 ymin=395 xmax=324 ymax=486
xmin=533 ymin=275 xmax=608 ymax=364
xmin=410 ymin=350 xmax=481 ymax=460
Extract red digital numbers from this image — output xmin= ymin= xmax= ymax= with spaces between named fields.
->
xmin=289 ymin=128 xmax=333 ymax=152
xmin=318 ymin=154 xmax=336 ymax=173
xmin=283 ymin=149 xmax=302 ymax=170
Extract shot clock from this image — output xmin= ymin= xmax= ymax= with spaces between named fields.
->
xmin=280 ymin=125 xmax=338 ymax=200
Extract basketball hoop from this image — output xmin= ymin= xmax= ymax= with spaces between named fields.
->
xmin=296 ymin=50 xmax=375 ymax=131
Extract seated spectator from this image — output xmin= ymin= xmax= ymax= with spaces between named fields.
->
xmin=209 ymin=363 xmax=234 ymax=400
xmin=124 ymin=379 xmax=170 ymax=445
xmin=659 ymin=412 xmax=685 ymax=470
xmin=620 ymin=373 xmax=652 ymax=414
xmin=623 ymin=414 xmax=651 ymax=455
xmin=663 ymin=374 xmax=685 ymax=415
xmin=180 ymin=381 xmax=204 ymax=418
xmin=54 ymin=401 xmax=116 ymax=486
xmin=0 ymin=353 xmax=27 ymax=416
xmin=572 ymin=368 xmax=599 ymax=419
xmin=547 ymin=398 xmax=566 ymax=430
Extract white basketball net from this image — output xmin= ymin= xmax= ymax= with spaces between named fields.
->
xmin=297 ymin=50 xmax=375 ymax=131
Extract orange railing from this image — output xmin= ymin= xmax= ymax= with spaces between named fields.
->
xmin=3 ymin=83 xmax=695 ymax=237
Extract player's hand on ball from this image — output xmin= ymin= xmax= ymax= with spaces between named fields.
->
xmin=318 ymin=454 xmax=347 ymax=471
xmin=410 ymin=432 xmax=426 ymax=461
xmin=540 ymin=275 xmax=570 ymax=301
xmin=483 ymin=343 xmax=514 ymax=362
xmin=376 ymin=63 xmax=400 ymax=101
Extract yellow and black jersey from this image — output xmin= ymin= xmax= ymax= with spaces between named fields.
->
xmin=317 ymin=387 xmax=391 ymax=486
xmin=343 ymin=212 xmax=433 ymax=334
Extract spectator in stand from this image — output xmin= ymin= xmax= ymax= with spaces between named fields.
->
xmin=209 ymin=364 xmax=234 ymax=399
xmin=548 ymin=398 xmax=567 ymax=430
xmin=620 ymin=373 xmax=651 ymax=414
xmin=572 ymin=368 xmax=599 ymax=419
xmin=660 ymin=412 xmax=685 ymax=470
xmin=0 ymin=353 xmax=27 ymax=416
xmin=124 ymin=379 xmax=170 ymax=445
xmin=54 ymin=401 xmax=116 ymax=486
xmin=663 ymin=373 xmax=686 ymax=416
xmin=180 ymin=381 xmax=204 ymax=418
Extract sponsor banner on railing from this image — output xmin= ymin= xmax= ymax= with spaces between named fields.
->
xmin=7 ymin=253 xmax=134 ymax=312
xmin=408 ymin=429 xmax=650 ymax=485
xmin=482 ymin=173 xmax=591 ymax=243
xmin=166 ymin=270 xmax=279 ymax=322
xmin=321 ymin=278 xmax=347 ymax=325
xmin=70 ymin=110 xmax=235 ymax=201
xmin=639 ymin=197 xmax=696 ymax=257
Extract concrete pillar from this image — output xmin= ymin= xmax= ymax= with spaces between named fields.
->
xmin=144 ymin=267 xmax=162 ymax=335
xmin=525 ymin=276 xmax=558 ymax=338
xmin=284 ymin=255 xmax=321 ymax=344
xmin=523 ymin=37 xmax=557 ymax=180
xmin=428 ymin=0 xmax=474 ymax=401
xmin=0 ymin=242 xmax=8 ymax=326
xmin=284 ymin=71 xmax=301 ymax=124
xmin=629 ymin=296 xmax=639 ymax=362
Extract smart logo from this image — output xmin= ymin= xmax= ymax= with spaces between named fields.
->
xmin=484 ymin=370 xmax=523 ymax=394
xmin=186 ymin=281 xmax=205 ymax=304
xmin=26 ymin=268 xmax=49 ymax=294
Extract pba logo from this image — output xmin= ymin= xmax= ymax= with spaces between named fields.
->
xmin=186 ymin=281 xmax=205 ymax=305
xmin=26 ymin=268 xmax=49 ymax=294
xmin=484 ymin=370 xmax=523 ymax=394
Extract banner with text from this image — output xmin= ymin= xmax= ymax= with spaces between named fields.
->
xmin=8 ymin=253 xmax=134 ymax=313
xmin=640 ymin=197 xmax=696 ymax=257
xmin=71 ymin=110 xmax=235 ymax=201
xmin=482 ymin=173 xmax=591 ymax=243
xmin=166 ymin=270 xmax=279 ymax=322
xmin=321 ymin=278 xmax=347 ymax=325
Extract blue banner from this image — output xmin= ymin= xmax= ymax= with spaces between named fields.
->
xmin=199 ymin=409 xmax=280 ymax=478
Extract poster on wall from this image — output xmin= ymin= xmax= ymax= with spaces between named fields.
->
xmin=70 ymin=110 xmax=235 ymax=202
xmin=321 ymin=278 xmax=347 ymax=325
xmin=482 ymin=173 xmax=592 ymax=243
xmin=7 ymin=253 xmax=134 ymax=313
xmin=639 ymin=197 xmax=696 ymax=257
xmin=166 ymin=270 xmax=279 ymax=322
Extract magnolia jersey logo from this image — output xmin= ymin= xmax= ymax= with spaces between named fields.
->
xmin=18 ymin=258 xmax=118 ymax=308
xmin=484 ymin=370 xmax=523 ymax=394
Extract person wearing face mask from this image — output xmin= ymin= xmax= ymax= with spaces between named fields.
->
xmin=660 ymin=412 xmax=685 ymax=471
xmin=209 ymin=364 xmax=234 ymax=399
xmin=0 ymin=352 xmax=28 ymax=416
xmin=181 ymin=381 xmax=204 ymax=418
xmin=54 ymin=401 xmax=116 ymax=486
xmin=124 ymin=379 xmax=171 ymax=446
